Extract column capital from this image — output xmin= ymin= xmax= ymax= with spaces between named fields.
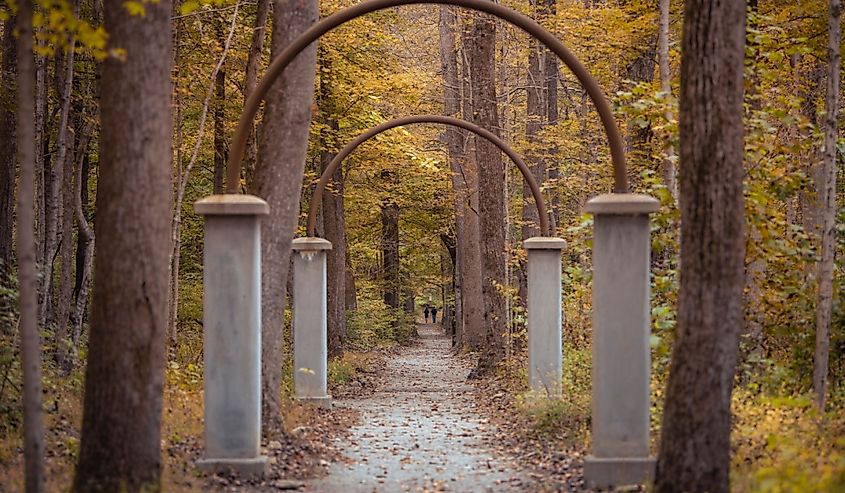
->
xmin=524 ymin=236 xmax=567 ymax=250
xmin=194 ymin=194 xmax=269 ymax=216
xmin=292 ymin=237 xmax=333 ymax=251
xmin=585 ymin=193 xmax=659 ymax=215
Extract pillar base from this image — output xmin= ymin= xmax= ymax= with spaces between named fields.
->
xmin=197 ymin=456 xmax=270 ymax=477
xmin=296 ymin=395 xmax=333 ymax=409
xmin=583 ymin=456 xmax=655 ymax=489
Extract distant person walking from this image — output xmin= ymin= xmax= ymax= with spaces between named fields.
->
xmin=424 ymin=306 xmax=430 ymax=323
xmin=431 ymin=306 xmax=438 ymax=324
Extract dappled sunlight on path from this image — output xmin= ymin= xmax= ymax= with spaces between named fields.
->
xmin=305 ymin=323 xmax=529 ymax=492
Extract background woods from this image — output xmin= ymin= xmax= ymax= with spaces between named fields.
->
xmin=0 ymin=0 xmax=843 ymax=491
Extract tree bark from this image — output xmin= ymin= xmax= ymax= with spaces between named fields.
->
xmin=73 ymin=0 xmax=173 ymax=488
xmin=248 ymin=0 xmax=318 ymax=436
xmin=0 ymin=17 xmax=15 ymax=276
xmin=467 ymin=9 xmax=507 ymax=377
xmin=438 ymin=5 xmax=466 ymax=346
xmin=654 ymin=0 xmax=746 ymax=490
xmin=813 ymin=0 xmax=840 ymax=410
xmin=318 ymin=50 xmax=347 ymax=358
xmin=457 ymin=14 xmax=485 ymax=350
xmin=16 ymin=2 xmax=45 ymax=490
xmin=381 ymin=171 xmax=400 ymax=315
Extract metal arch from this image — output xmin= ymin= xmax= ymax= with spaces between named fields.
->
xmin=305 ymin=115 xmax=549 ymax=237
xmin=225 ymin=0 xmax=628 ymax=195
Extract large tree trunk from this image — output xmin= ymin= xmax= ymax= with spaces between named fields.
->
xmin=318 ymin=51 xmax=347 ymax=358
xmin=0 ymin=17 xmax=15 ymax=275
xmin=457 ymin=15 xmax=485 ymax=350
xmin=73 ymin=0 xmax=173 ymax=488
xmin=813 ymin=0 xmax=840 ymax=410
xmin=16 ymin=2 xmax=45 ymax=490
xmin=249 ymin=0 xmax=318 ymax=437
xmin=467 ymin=9 xmax=507 ymax=377
xmin=438 ymin=5 xmax=466 ymax=346
xmin=654 ymin=0 xmax=746 ymax=490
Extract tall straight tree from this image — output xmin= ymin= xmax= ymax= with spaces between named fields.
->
xmin=654 ymin=0 xmax=746 ymax=490
xmin=318 ymin=49 xmax=348 ymax=358
xmin=438 ymin=5 xmax=466 ymax=345
xmin=0 ymin=16 xmax=15 ymax=274
xmin=467 ymin=9 xmax=508 ymax=377
xmin=813 ymin=0 xmax=841 ymax=410
xmin=73 ymin=0 xmax=173 ymax=489
xmin=249 ymin=0 xmax=318 ymax=436
xmin=16 ymin=1 xmax=45 ymax=490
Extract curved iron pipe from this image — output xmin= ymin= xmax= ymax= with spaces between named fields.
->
xmin=306 ymin=115 xmax=549 ymax=237
xmin=226 ymin=0 xmax=628 ymax=195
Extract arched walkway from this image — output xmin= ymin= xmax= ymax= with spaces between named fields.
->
xmin=306 ymin=115 xmax=550 ymax=237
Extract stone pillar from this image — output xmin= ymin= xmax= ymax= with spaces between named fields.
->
xmin=524 ymin=237 xmax=566 ymax=396
xmin=292 ymin=237 xmax=333 ymax=408
xmin=194 ymin=194 xmax=269 ymax=477
xmin=583 ymin=193 xmax=659 ymax=489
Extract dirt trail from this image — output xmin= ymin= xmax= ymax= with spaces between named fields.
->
xmin=305 ymin=323 xmax=529 ymax=492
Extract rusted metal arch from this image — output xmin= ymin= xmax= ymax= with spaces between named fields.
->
xmin=306 ymin=115 xmax=549 ymax=237
xmin=225 ymin=0 xmax=628 ymax=195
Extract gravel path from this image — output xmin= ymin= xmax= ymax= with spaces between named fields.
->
xmin=305 ymin=323 xmax=529 ymax=492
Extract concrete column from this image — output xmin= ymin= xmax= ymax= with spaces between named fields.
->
xmin=524 ymin=237 xmax=566 ymax=397
xmin=292 ymin=237 xmax=333 ymax=408
xmin=194 ymin=194 xmax=269 ymax=477
xmin=583 ymin=193 xmax=659 ymax=489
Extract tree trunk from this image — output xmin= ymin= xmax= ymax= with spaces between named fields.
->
xmin=16 ymin=2 xmax=45 ymax=490
xmin=34 ymin=54 xmax=47 ymax=271
xmin=54 ymin=32 xmax=78 ymax=371
xmin=71 ymin=144 xmax=94 ymax=351
xmin=657 ymin=0 xmax=678 ymax=202
xmin=467 ymin=9 xmax=507 ymax=377
xmin=458 ymin=14 xmax=485 ymax=350
xmin=381 ymin=171 xmax=400 ymax=315
xmin=212 ymin=22 xmax=226 ymax=195
xmin=168 ymin=4 xmax=239 ymax=344
xmin=318 ymin=50 xmax=347 ymax=358
xmin=42 ymin=44 xmax=76 ymax=330
xmin=654 ymin=0 xmax=746 ymax=490
xmin=73 ymin=0 xmax=173 ymax=488
xmin=243 ymin=0 xmax=271 ymax=183
xmin=542 ymin=0 xmax=559 ymax=231
xmin=519 ymin=2 xmax=544 ymax=306
xmin=248 ymin=0 xmax=318 ymax=437
xmin=0 ymin=17 xmax=15 ymax=276
xmin=813 ymin=0 xmax=840 ymax=410
xmin=438 ymin=5 xmax=466 ymax=346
